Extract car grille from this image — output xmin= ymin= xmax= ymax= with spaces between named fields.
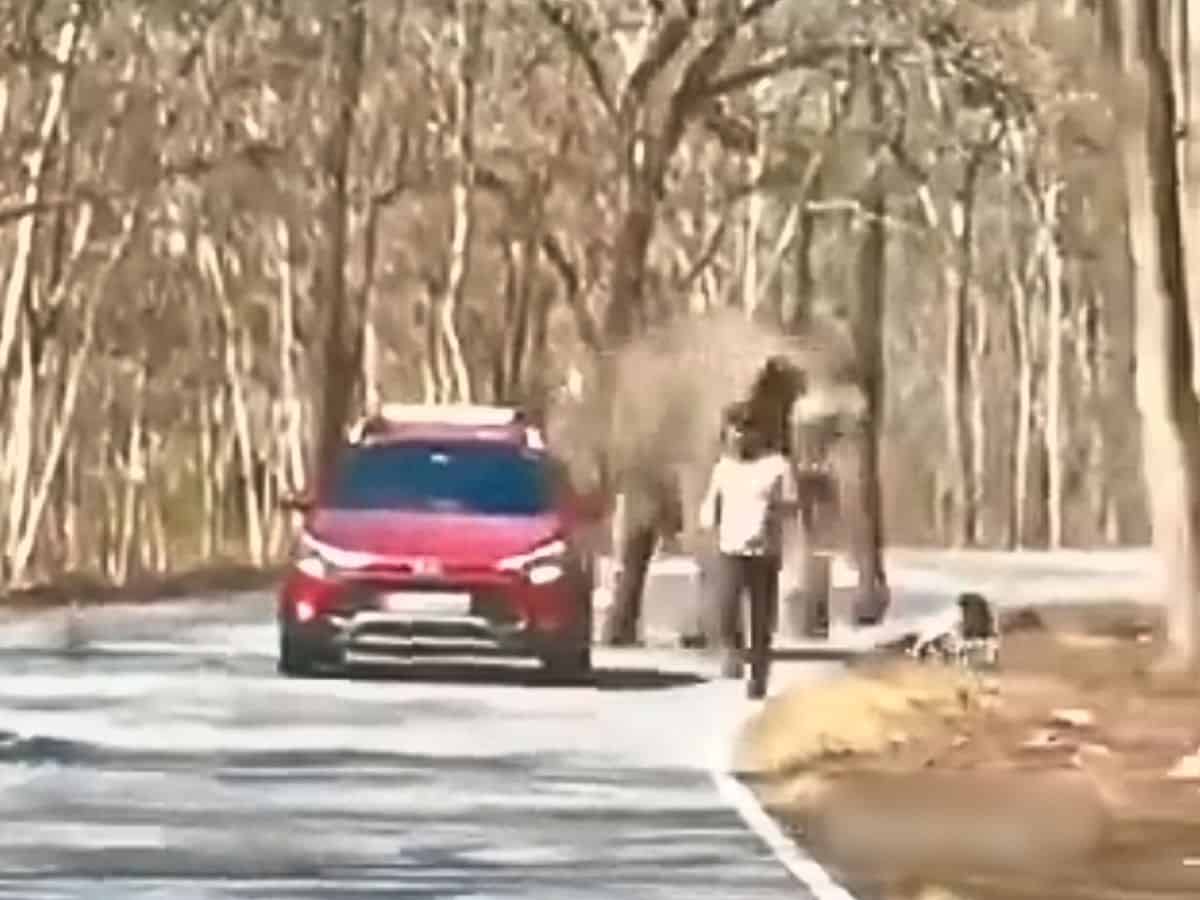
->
xmin=334 ymin=581 xmax=520 ymax=625
xmin=324 ymin=579 xmax=528 ymax=658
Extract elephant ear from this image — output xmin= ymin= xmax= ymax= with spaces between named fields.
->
xmin=793 ymin=380 xmax=866 ymax=425
xmin=743 ymin=354 xmax=810 ymax=452
xmin=546 ymin=307 xmax=840 ymax=491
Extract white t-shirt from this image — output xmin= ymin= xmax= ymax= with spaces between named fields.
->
xmin=698 ymin=452 xmax=799 ymax=556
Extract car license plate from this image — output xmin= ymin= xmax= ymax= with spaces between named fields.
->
xmin=380 ymin=591 xmax=470 ymax=617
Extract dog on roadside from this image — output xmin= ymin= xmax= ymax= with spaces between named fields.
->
xmin=907 ymin=592 xmax=1000 ymax=670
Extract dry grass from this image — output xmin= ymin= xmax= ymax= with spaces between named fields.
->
xmin=743 ymin=604 xmax=1200 ymax=899
xmin=734 ymin=659 xmax=979 ymax=778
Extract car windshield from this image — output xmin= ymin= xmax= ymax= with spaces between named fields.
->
xmin=327 ymin=441 xmax=553 ymax=516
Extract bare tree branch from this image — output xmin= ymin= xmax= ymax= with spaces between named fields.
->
xmin=804 ymin=198 xmax=927 ymax=238
xmin=658 ymin=18 xmax=738 ymax=164
xmin=538 ymin=0 xmax=615 ymax=118
xmin=0 ymin=139 xmax=279 ymax=230
xmin=475 ymin=164 xmax=602 ymax=353
xmin=160 ymin=141 xmax=285 ymax=181
xmin=541 ymin=231 xmax=602 ymax=354
xmin=738 ymin=0 xmax=787 ymax=21
xmin=675 ymin=216 xmax=729 ymax=294
xmin=0 ymin=197 xmax=82 ymax=227
xmin=620 ymin=16 xmax=692 ymax=121
xmin=702 ymin=44 xmax=845 ymax=98
xmin=700 ymin=103 xmax=758 ymax=153
xmin=175 ymin=0 xmax=236 ymax=78
xmin=656 ymin=0 xmax=805 ymax=159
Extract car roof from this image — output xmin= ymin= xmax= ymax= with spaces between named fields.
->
xmin=347 ymin=404 xmax=547 ymax=451
xmin=353 ymin=423 xmax=544 ymax=448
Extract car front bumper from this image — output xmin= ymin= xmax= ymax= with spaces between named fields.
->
xmin=278 ymin=567 xmax=591 ymax=664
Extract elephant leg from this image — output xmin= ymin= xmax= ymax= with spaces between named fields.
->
xmin=601 ymin=518 xmax=657 ymax=647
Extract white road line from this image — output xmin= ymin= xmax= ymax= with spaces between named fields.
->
xmin=710 ymin=707 xmax=859 ymax=900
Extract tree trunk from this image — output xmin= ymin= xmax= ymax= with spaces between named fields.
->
xmin=62 ymin=443 xmax=80 ymax=572
xmin=1076 ymin=277 xmax=1109 ymax=543
xmin=198 ymin=231 xmax=265 ymax=565
xmin=149 ymin=488 xmax=168 ymax=574
xmin=224 ymin=306 xmax=265 ymax=566
xmin=0 ymin=7 xmax=82 ymax=382
xmin=313 ymin=0 xmax=367 ymax=482
xmin=2 ymin=333 xmax=36 ymax=584
xmin=199 ymin=387 xmax=216 ymax=559
xmin=850 ymin=71 xmax=888 ymax=624
xmin=492 ymin=245 xmax=517 ymax=401
xmin=1009 ymin=273 xmax=1035 ymax=550
xmin=504 ymin=237 xmax=537 ymax=403
xmin=791 ymin=202 xmax=816 ymax=334
xmin=6 ymin=211 xmax=132 ymax=584
xmin=1004 ymin=137 xmax=1035 ymax=548
xmin=1042 ymin=182 xmax=1067 ymax=548
xmin=1107 ymin=0 xmax=1200 ymax=669
xmin=210 ymin=388 xmax=229 ymax=557
xmin=421 ymin=284 xmax=443 ymax=403
xmin=360 ymin=199 xmax=381 ymax=415
xmin=740 ymin=110 xmax=767 ymax=318
xmin=756 ymin=204 xmax=800 ymax=319
xmin=969 ymin=275 xmax=990 ymax=545
xmin=100 ymin=426 xmax=118 ymax=581
xmin=115 ymin=361 xmax=147 ymax=586
xmin=1169 ymin=0 xmax=1200 ymax=395
xmin=439 ymin=0 xmax=484 ymax=403
xmin=528 ymin=263 xmax=555 ymax=418
xmin=275 ymin=218 xmax=306 ymax=493
xmin=361 ymin=311 xmax=381 ymax=412
xmin=944 ymin=154 xmax=983 ymax=548
xmin=1105 ymin=166 xmax=1146 ymax=543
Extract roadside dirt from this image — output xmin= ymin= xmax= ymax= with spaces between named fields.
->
xmin=0 ymin=561 xmax=284 ymax=609
xmin=737 ymin=601 xmax=1200 ymax=899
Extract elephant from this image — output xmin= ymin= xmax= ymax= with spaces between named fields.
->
xmin=546 ymin=308 xmax=871 ymax=646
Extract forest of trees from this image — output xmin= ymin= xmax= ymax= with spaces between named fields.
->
xmin=0 ymin=0 xmax=1196 ymax=655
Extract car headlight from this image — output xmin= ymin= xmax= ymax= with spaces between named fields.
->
xmin=293 ymin=533 xmax=376 ymax=579
xmin=527 ymin=562 xmax=565 ymax=585
xmin=498 ymin=539 xmax=567 ymax=584
xmin=295 ymin=555 xmax=329 ymax=580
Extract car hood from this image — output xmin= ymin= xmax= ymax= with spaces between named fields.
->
xmin=305 ymin=509 xmax=562 ymax=566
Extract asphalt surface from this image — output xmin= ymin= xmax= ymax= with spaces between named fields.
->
xmin=0 ymin=576 xmax=840 ymax=900
xmin=0 ymin=548 xmax=1156 ymax=900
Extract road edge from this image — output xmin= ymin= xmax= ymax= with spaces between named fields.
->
xmin=709 ymin=706 xmax=859 ymax=900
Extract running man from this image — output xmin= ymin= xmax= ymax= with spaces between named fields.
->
xmin=698 ymin=402 xmax=801 ymax=699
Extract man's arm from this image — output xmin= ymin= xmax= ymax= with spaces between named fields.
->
xmin=774 ymin=455 xmax=802 ymax=516
xmin=698 ymin=459 xmax=724 ymax=531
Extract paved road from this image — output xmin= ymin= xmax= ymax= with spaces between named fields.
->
xmin=0 ymin=548 xmax=1155 ymax=899
xmin=0 ymin=580 xmax=840 ymax=900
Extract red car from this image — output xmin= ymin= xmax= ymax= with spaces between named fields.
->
xmin=277 ymin=405 xmax=602 ymax=681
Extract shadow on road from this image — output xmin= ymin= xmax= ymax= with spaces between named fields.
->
xmin=0 ymin=645 xmax=707 ymax=690
xmin=338 ymin=661 xmax=706 ymax=691
xmin=769 ymin=646 xmax=864 ymax=662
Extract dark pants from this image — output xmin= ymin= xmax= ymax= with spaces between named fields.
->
xmin=708 ymin=553 xmax=779 ymax=664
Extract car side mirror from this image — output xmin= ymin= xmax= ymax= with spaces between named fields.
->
xmin=278 ymin=490 xmax=314 ymax=513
